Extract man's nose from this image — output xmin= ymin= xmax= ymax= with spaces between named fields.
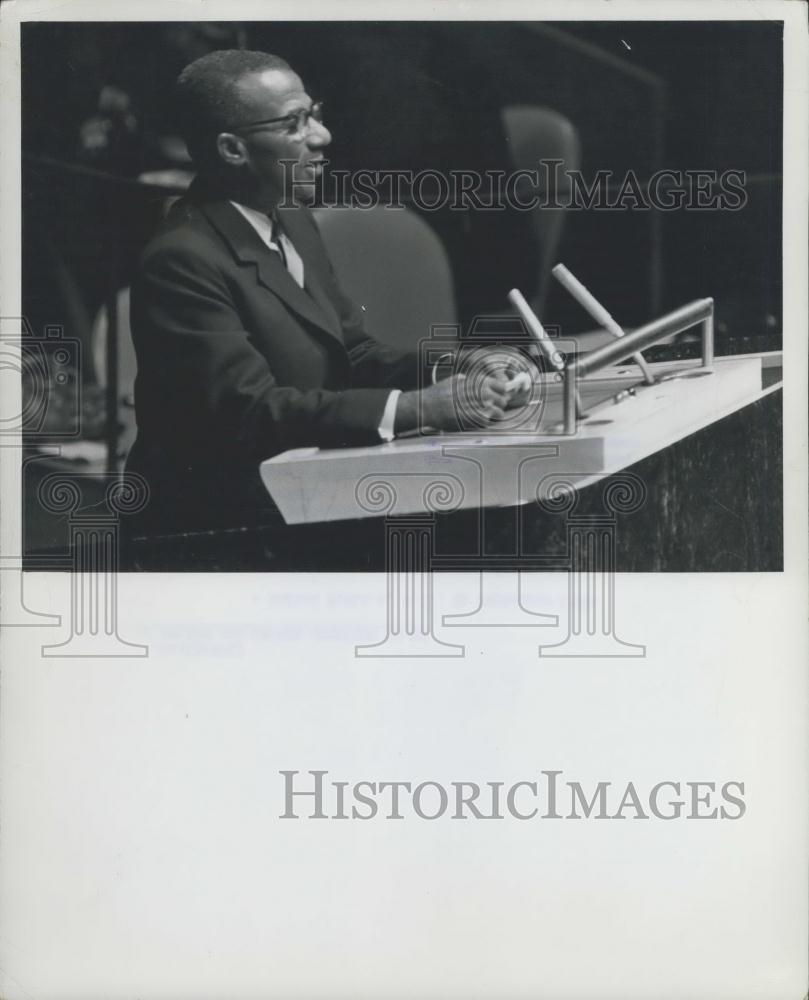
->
xmin=307 ymin=118 xmax=331 ymax=148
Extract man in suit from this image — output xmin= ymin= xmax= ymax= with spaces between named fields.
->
xmin=125 ymin=49 xmax=518 ymax=556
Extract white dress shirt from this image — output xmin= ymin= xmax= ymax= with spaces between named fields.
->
xmin=230 ymin=201 xmax=400 ymax=441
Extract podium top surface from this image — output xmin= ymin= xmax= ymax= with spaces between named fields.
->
xmin=260 ymin=352 xmax=782 ymax=524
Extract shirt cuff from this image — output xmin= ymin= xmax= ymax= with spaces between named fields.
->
xmin=377 ymin=389 xmax=402 ymax=442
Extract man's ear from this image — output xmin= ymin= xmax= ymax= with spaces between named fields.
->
xmin=216 ymin=132 xmax=248 ymax=167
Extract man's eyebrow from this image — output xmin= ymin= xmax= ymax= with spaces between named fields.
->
xmin=277 ymin=97 xmax=314 ymax=114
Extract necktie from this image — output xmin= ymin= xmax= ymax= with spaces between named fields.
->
xmin=271 ymin=215 xmax=305 ymax=289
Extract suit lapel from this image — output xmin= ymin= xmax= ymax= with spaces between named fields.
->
xmin=277 ymin=205 xmax=344 ymax=336
xmin=197 ymin=198 xmax=344 ymax=346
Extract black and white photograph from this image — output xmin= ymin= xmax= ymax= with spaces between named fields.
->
xmin=17 ymin=14 xmax=784 ymax=571
xmin=1 ymin=3 xmax=807 ymax=999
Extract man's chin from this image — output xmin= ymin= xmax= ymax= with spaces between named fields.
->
xmin=281 ymin=184 xmax=317 ymax=207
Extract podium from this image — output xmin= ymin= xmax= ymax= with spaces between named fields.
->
xmin=257 ymin=298 xmax=781 ymax=654
xmin=260 ymin=299 xmax=780 ymax=525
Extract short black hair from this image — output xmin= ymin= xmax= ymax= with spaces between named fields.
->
xmin=176 ymin=49 xmax=292 ymax=167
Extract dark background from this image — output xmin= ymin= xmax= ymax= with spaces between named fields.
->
xmin=20 ymin=21 xmax=784 ymax=571
xmin=22 ymin=20 xmax=782 ymax=337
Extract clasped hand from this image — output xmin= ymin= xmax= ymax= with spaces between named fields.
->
xmin=394 ymin=347 xmax=535 ymax=434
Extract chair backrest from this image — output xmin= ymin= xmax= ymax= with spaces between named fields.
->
xmin=91 ymin=286 xmax=138 ymax=400
xmin=91 ymin=286 xmax=138 ymax=458
xmin=500 ymin=106 xmax=582 ymax=314
xmin=313 ymin=204 xmax=457 ymax=351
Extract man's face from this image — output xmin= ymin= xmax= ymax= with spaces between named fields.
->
xmin=223 ymin=67 xmax=331 ymax=204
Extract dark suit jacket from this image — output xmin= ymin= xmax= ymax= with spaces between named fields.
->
xmin=125 ymin=186 xmax=419 ymax=536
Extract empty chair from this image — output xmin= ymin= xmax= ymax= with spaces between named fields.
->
xmin=313 ymin=204 xmax=457 ymax=351
xmin=500 ymin=106 xmax=582 ymax=316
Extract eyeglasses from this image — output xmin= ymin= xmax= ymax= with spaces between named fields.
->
xmin=229 ymin=101 xmax=325 ymax=138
